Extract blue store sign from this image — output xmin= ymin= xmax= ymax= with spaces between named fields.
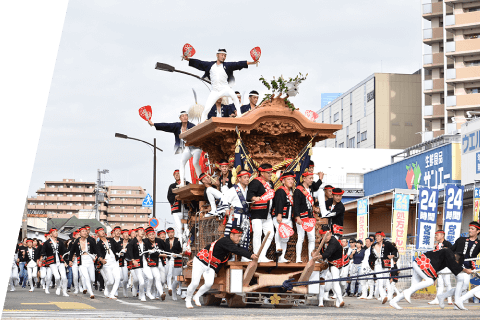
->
xmin=364 ymin=144 xmax=460 ymax=197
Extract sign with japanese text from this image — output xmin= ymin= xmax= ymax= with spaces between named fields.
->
xmin=357 ymin=198 xmax=369 ymax=241
xmin=475 ymin=187 xmax=480 ymax=223
xmin=416 ymin=187 xmax=438 ymax=251
xmin=444 ymin=185 xmax=464 ymax=244
xmin=392 ymin=193 xmax=409 ymax=254
xmin=364 ymin=144 xmax=460 ymax=197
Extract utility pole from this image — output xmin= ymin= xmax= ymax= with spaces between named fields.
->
xmin=95 ymin=169 xmax=109 ymax=221
xmin=153 ymin=138 xmax=157 ymax=218
xmin=21 ymin=198 xmax=28 ymax=239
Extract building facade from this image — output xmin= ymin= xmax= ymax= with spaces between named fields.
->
xmin=27 ymin=179 xmax=151 ymax=230
xmin=422 ymin=0 xmax=480 ymax=140
xmin=316 ymin=73 xmax=422 ymax=150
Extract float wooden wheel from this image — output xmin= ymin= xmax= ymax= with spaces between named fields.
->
xmin=202 ymin=294 xmax=222 ymax=306
xmin=226 ymin=294 xmax=246 ymax=308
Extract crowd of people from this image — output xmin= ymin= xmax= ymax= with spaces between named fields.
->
xmin=11 ymin=225 xmax=185 ymax=302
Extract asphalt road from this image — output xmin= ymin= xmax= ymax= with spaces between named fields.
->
xmin=3 ymin=287 xmax=480 ymax=319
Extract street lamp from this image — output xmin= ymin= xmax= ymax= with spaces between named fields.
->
xmin=115 ymin=133 xmax=163 ymax=218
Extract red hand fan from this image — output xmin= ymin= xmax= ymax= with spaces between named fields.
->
xmin=305 ymin=110 xmax=319 ymax=122
xmin=301 ymin=218 xmax=317 ymax=232
xmin=139 ymin=105 xmax=152 ymax=121
xmin=250 ymin=47 xmax=261 ymax=67
xmin=182 ymin=43 xmax=196 ymax=60
xmin=279 ymin=223 xmax=294 ymax=238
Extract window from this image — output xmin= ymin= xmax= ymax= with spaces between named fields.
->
xmin=468 ymin=88 xmax=480 ymax=94
xmin=465 ymin=34 xmax=480 ymax=40
xmin=334 ymin=112 xmax=339 ymax=122
xmin=338 ymin=143 xmax=344 ymax=148
xmin=76 ymin=194 xmax=81 ymax=197
xmin=466 ymin=60 xmax=480 ymax=67
xmin=361 ymin=131 xmax=367 ymax=141
xmin=468 ymin=7 xmax=480 ymax=12
xmin=111 ymin=214 xmax=115 ymax=217
xmin=348 ymin=137 xmax=355 ymax=148
xmin=126 ymin=190 xmax=132 ymax=194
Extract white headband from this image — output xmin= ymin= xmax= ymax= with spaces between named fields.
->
xmin=217 ymin=50 xmax=227 ymax=54
xmin=179 ymin=111 xmax=187 ymax=117
xmin=249 ymin=94 xmax=259 ymax=97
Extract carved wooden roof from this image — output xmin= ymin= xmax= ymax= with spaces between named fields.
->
xmin=179 ymin=98 xmax=342 ymax=166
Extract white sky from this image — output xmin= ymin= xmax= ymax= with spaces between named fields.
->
xmin=28 ymin=0 xmax=423 ymax=224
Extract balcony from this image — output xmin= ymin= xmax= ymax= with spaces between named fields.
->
xmin=424 ymin=104 xmax=445 ymax=119
xmin=447 ymin=93 xmax=480 ymax=110
xmin=423 ymin=53 xmax=454 ymax=69
xmin=422 ymin=2 xmax=445 ymax=19
xmin=446 ymin=66 xmax=480 ymax=83
xmin=446 ymin=11 xmax=480 ymax=30
xmin=446 ymin=41 xmax=456 ymax=53
xmin=446 ymin=95 xmax=456 ymax=107
xmin=446 ymin=39 xmax=480 ymax=56
xmin=423 ymin=27 xmax=452 ymax=44
xmin=445 ymin=15 xmax=455 ymax=26
xmin=424 ymin=78 xmax=446 ymax=93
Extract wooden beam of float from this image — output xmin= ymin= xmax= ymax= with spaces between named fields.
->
xmin=179 ymin=98 xmax=342 ymax=166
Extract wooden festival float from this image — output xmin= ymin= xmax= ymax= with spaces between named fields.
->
xmin=173 ymin=95 xmax=343 ymax=308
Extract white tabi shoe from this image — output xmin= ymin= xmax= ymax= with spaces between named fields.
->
xmin=74 ymin=289 xmax=78 ymax=294
xmin=403 ymin=289 xmax=412 ymax=304
xmin=454 ymin=300 xmax=468 ymax=311
xmin=186 ymin=298 xmax=194 ymax=309
xmin=45 ymin=288 xmax=50 ymax=294
xmin=335 ymin=299 xmax=345 ymax=308
xmin=63 ymin=291 xmax=69 ymax=297
xmin=29 ymin=287 xmax=34 ymax=292
xmin=140 ymin=295 xmax=146 ymax=302
xmin=56 ymin=287 xmax=61 ymax=295
xmin=278 ymin=258 xmax=290 ymax=263
xmin=437 ymin=293 xmax=447 ymax=309
xmin=447 ymin=297 xmax=453 ymax=305
xmin=172 ymin=290 xmax=178 ymax=301
xmin=428 ymin=297 xmax=439 ymax=305
xmin=193 ymin=295 xmax=202 ymax=307
xmin=146 ymin=293 xmax=156 ymax=300
xmin=389 ymin=299 xmax=402 ymax=310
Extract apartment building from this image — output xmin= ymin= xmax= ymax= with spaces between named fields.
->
xmin=27 ymin=179 xmax=151 ymax=230
xmin=27 ymin=179 xmax=106 ymax=218
xmin=103 ymin=186 xmax=150 ymax=230
xmin=422 ymin=0 xmax=480 ymax=140
xmin=316 ymin=73 xmax=422 ymax=150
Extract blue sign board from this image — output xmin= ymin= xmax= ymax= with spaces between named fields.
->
xmin=149 ymin=218 xmax=159 ymax=228
xmin=394 ymin=194 xmax=409 ymax=211
xmin=142 ymin=194 xmax=153 ymax=208
xmin=476 ymin=152 xmax=480 ymax=174
xmin=357 ymin=198 xmax=368 ymax=215
xmin=462 ymin=129 xmax=480 ymax=155
xmin=416 ymin=186 xmax=438 ymax=251
xmin=364 ymin=144 xmax=460 ymax=197
xmin=444 ymin=185 xmax=464 ymax=244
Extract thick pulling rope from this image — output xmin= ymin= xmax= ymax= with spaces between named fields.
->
xmin=273 ymin=267 xmax=413 ymax=291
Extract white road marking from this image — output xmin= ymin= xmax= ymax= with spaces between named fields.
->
xmin=115 ymin=298 xmax=161 ymax=309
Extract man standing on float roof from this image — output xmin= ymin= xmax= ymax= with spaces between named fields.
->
xmin=184 ymin=49 xmax=259 ymax=122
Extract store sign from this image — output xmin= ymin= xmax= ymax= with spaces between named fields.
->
xmin=444 ymin=185 xmax=464 ymax=244
xmin=462 ymin=129 xmax=480 ymax=155
xmin=416 ymin=186 xmax=438 ymax=251
xmin=364 ymin=144 xmax=460 ymax=197
xmin=357 ymin=198 xmax=369 ymax=241
xmin=392 ymin=193 xmax=409 ymax=254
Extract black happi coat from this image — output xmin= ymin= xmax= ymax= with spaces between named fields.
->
xmin=117 ymin=239 xmax=130 ymax=267
xmin=144 ymin=238 xmax=167 ymax=267
xmin=368 ymin=240 xmax=398 ymax=269
xmin=293 ymin=186 xmax=314 ymax=220
xmin=416 ymin=248 xmax=464 ymax=279
xmin=451 ymin=237 xmax=480 ymax=269
xmin=320 ymin=237 xmax=344 ymax=267
xmin=273 ymin=187 xmax=294 ymax=220
xmin=196 ymin=236 xmax=252 ymax=273
xmin=69 ymin=237 xmax=98 ymax=266
xmin=41 ymin=238 xmax=68 ymax=266
xmin=167 ymin=181 xmax=190 ymax=214
xmin=126 ymin=237 xmax=148 ymax=269
xmin=96 ymin=238 xmax=121 ymax=260
xmin=325 ymin=198 xmax=345 ymax=235
xmin=20 ymin=247 xmax=40 ymax=264
xmin=247 ymin=178 xmax=274 ymax=220
xmin=435 ymin=239 xmax=453 ymax=250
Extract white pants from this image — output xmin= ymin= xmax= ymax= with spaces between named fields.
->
xmin=120 ymin=265 xmax=129 ymax=296
xmin=146 ymin=265 xmax=164 ymax=297
xmin=206 ymin=187 xmax=223 ymax=214
xmin=436 ymin=268 xmax=452 ymax=297
xmin=340 ymin=262 xmax=350 ymax=291
xmin=158 ymin=263 xmax=167 ymax=285
xmin=180 ymin=146 xmax=202 ymax=187
xmin=172 ymin=212 xmax=185 ymax=246
xmin=318 ymin=268 xmax=332 ymax=306
xmin=295 ymin=223 xmax=315 ymax=262
xmin=201 ymin=86 xmax=241 ymax=122
xmin=330 ymin=266 xmax=344 ymax=305
xmin=391 ymin=263 xmax=434 ymax=303
xmin=350 ymin=264 xmax=362 ymax=295
xmin=273 ymin=218 xmax=291 ymax=261
xmin=132 ymin=267 xmax=146 ymax=300
xmin=10 ymin=265 xmax=19 ymax=290
xmin=100 ymin=260 xmax=121 ymax=298
xmin=71 ymin=261 xmax=81 ymax=292
xmin=167 ymin=259 xmax=182 ymax=293
xmin=79 ymin=255 xmax=95 ymax=296
xmin=374 ymin=263 xmax=392 ymax=300
xmin=359 ymin=265 xmax=374 ymax=298
xmin=186 ymin=257 xmax=216 ymax=300
xmin=47 ymin=262 xmax=67 ymax=294
xmin=27 ymin=265 xmax=38 ymax=290
xmin=252 ymin=215 xmax=274 ymax=260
